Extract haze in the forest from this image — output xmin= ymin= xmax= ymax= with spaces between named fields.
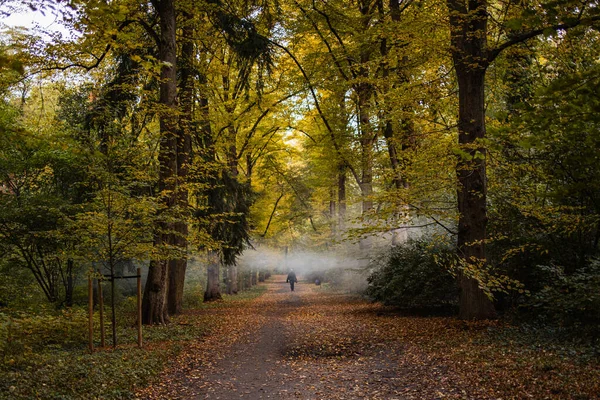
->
xmin=1 ymin=0 xmax=599 ymax=397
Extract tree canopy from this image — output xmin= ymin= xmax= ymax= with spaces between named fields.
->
xmin=0 ymin=0 xmax=599 ymax=325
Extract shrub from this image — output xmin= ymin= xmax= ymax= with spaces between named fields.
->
xmin=521 ymin=260 xmax=600 ymax=334
xmin=366 ymin=239 xmax=458 ymax=310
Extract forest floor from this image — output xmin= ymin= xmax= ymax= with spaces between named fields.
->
xmin=136 ymin=276 xmax=599 ymax=400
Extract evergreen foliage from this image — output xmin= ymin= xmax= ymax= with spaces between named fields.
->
xmin=366 ymin=239 xmax=458 ymax=310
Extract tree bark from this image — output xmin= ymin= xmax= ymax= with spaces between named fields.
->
xmin=196 ymin=73 xmax=224 ymax=303
xmin=226 ymin=264 xmax=238 ymax=294
xmin=378 ymin=0 xmax=405 ymax=191
xmin=448 ymin=0 xmax=496 ymax=319
xmin=455 ymin=68 xmax=495 ymax=319
xmin=142 ymin=0 xmax=177 ymax=324
xmin=378 ymin=0 xmax=413 ymax=247
xmin=245 ymin=270 xmax=252 ymax=288
xmin=329 ymin=185 xmax=336 ymax=237
xmin=168 ymin=19 xmax=193 ymax=316
xmin=357 ymin=81 xmax=374 ymax=216
xmin=222 ymin=66 xmax=242 ymax=297
xmin=338 ymin=165 xmax=346 ymax=236
xmin=204 ymin=251 xmax=222 ymax=301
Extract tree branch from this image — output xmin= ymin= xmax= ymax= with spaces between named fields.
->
xmin=294 ymin=0 xmax=352 ymax=81
xmin=268 ymin=39 xmax=362 ymax=186
xmin=311 ymin=0 xmax=358 ymax=78
xmin=261 ymin=190 xmax=285 ymax=237
xmin=489 ymin=16 xmax=600 ymax=62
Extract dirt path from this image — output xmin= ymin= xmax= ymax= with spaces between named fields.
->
xmin=137 ymin=276 xmax=600 ymax=400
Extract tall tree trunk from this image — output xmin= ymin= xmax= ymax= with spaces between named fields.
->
xmin=378 ymin=0 xmax=412 ymax=246
xmin=226 ymin=264 xmax=238 ymax=294
xmin=338 ymin=165 xmax=346 ymax=236
xmin=222 ymin=69 xmax=242 ymax=296
xmin=204 ymin=251 xmax=222 ymax=301
xmin=238 ymin=270 xmax=246 ymax=292
xmin=329 ymin=185 xmax=336 ymax=237
xmin=168 ymin=19 xmax=194 ymax=316
xmin=143 ymin=0 xmax=177 ymax=324
xmin=358 ymin=83 xmax=373 ymax=252
xmin=357 ymin=0 xmax=375 ymax=217
xmin=378 ymin=0 xmax=403 ymax=191
xmin=357 ymin=86 xmax=374 ymax=216
xmin=448 ymin=0 xmax=495 ymax=319
xmin=196 ymin=67 xmax=224 ymax=303
xmin=455 ymin=68 xmax=495 ymax=320
xmin=246 ymin=270 xmax=253 ymax=288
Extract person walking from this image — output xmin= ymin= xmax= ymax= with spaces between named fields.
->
xmin=286 ymin=269 xmax=298 ymax=291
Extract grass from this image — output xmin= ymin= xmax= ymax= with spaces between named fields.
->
xmin=0 ymin=285 xmax=267 ymax=400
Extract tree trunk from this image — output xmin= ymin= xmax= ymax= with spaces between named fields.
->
xmin=143 ymin=254 xmax=170 ymax=324
xmin=378 ymin=0 xmax=404 ymax=191
xmin=378 ymin=0 xmax=412 ymax=247
xmin=204 ymin=251 xmax=222 ymax=301
xmin=167 ymin=257 xmax=186 ymax=315
xmin=65 ymin=259 xmax=74 ymax=307
xmin=246 ymin=152 xmax=253 ymax=184
xmin=92 ymin=262 xmax=99 ymax=307
xmin=455 ymin=68 xmax=496 ymax=319
xmin=329 ymin=185 xmax=336 ymax=237
xmin=357 ymin=70 xmax=374 ymax=261
xmin=338 ymin=165 xmax=346 ymax=236
xmin=357 ymin=83 xmax=374 ymax=215
xmin=110 ymin=266 xmax=117 ymax=347
xmin=238 ymin=270 xmax=246 ymax=292
xmin=168 ymin=19 xmax=194 ymax=316
xmin=356 ymin=1 xmax=375 ymax=216
xmin=222 ymin=68 xmax=244 ymax=297
xmin=143 ymin=0 xmax=177 ymax=324
xmin=449 ymin=0 xmax=495 ymax=319
xmin=226 ymin=264 xmax=238 ymax=294
xmin=247 ymin=269 xmax=253 ymax=288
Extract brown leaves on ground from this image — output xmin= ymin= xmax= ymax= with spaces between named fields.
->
xmin=136 ymin=277 xmax=599 ymax=399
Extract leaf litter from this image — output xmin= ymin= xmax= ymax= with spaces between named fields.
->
xmin=136 ymin=277 xmax=599 ymax=399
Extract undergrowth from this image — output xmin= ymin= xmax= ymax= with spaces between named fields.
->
xmin=0 ymin=285 xmax=267 ymax=399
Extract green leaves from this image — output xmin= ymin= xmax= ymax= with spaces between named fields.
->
xmin=504 ymin=18 xmax=523 ymax=32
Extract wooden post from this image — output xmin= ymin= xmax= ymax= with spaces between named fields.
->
xmin=88 ymin=275 xmax=94 ymax=353
xmin=137 ymin=267 xmax=142 ymax=348
xmin=98 ymin=273 xmax=105 ymax=348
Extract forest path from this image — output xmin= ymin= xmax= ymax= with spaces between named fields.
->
xmin=135 ymin=276 xmax=599 ymax=400
xmin=136 ymin=276 xmax=464 ymax=399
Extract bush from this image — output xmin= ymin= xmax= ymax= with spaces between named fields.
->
xmin=366 ymin=239 xmax=458 ymax=310
xmin=0 ymin=262 xmax=47 ymax=310
xmin=521 ymin=260 xmax=600 ymax=334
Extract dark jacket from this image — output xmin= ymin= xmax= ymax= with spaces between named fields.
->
xmin=286 ymin=271 xmax=297 ymax=283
